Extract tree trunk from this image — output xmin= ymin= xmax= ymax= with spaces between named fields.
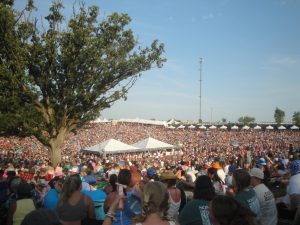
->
xmin=49 ymin=127 xmax=68 ymax=166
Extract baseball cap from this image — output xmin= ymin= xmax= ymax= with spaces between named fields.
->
xmin=250 ymin=168 xmax=264 ymax=180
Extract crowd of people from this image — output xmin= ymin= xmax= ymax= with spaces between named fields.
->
xmin=0 ymin=122 xmax=300 ymax=225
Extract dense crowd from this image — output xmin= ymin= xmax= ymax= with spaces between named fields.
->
xmin=0 ymin=122 xmax=300 ymax=225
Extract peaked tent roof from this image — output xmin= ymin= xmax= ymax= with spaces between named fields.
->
xmin=231 ymin=125 xmax=239 ymax=130
xmin=83 ymin=139 xmax=139 ymax=154
xmin=290 ymin=125 xmax=299 ymax=130
xmin=254 ymin=125 xmax=261 ymax=130
xmin=242 ymin=125 xmax=250 ymax=130
xmin=132 ymin=137 xmax=176 ymax=151
xmin=266 ymin=125 xmax=274 ymax=130
xmin=188 ymin=125 xmax=196 ymax=129
xmin=209 ymin=125 xmax=217 ymax=129
xmin=278 ymin=125 xmax=286 ymax=130
xmin=220 ymin=125 xmax=227 ymax=129
xmin=199 ymin=125 xmax=207 ymax=129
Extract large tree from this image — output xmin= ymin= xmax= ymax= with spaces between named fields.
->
xmin=292 ymin=111 xmax=300 ymax=127
xmin=274 ymin=107 xmax=285 ymax=125
xmin=238 ymin=116 xmax=255 ymax=125
xmin=0 ymin=0 xmax=165 ymax=165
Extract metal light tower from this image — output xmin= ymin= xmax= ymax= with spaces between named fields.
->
xmin=199 ymin=58 xmax=203 ymax=123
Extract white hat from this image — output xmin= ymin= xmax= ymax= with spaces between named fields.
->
xmin=250 ymin=168 xmax=264 ymax=180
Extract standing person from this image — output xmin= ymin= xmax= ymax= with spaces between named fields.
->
xmin=132 ymin=181 xmax=179 ymax=225
xmin=160 ymin=170 xmax=182 ymax=220
xmin=56 ymin=174 xmax=95 ymax=225
xmin=178 ymin=175 xmax=215 ymax=225
xmin=250 ymin=167 xmax=277 ymax=225
xmin=44 ymin=177 xmax=64 ymax=210
xmin=104 ymin=169 xmax=132 ymax=225
xmin=6 ymin=181 xmax=36 ymax=225
xmin=231 ymin=169 xmax=261 ymax=217
xmin=209 ymin=195 xmax=257 ymax=225
xmin=207 ymin=167 xmax=225 ymax=195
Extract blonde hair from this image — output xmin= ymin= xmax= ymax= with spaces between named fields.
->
xmin=133 ymin=181 xmax=169 ymax=223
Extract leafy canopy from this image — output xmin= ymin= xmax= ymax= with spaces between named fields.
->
xmin=0 ymin=0 xmax=165 ymax=155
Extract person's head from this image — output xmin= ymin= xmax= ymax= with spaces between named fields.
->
xmin=194 ymin=175 xmax=215 ymax=201
xmin=135 ymin=181 xmax=169 ymax=222
xmin=118 ymin=169 xmax=131 ymax=186
xmin=289 ymin=159 xmax=300 ymax=176
xmin=160 ymin=170 xmax=177 ymax=188
xmin=17 ymin=181 xmax=32 ymax=199
xmin=249 ymin=167 xmax=264 ymax=187
xmin=8 ymin=176 xmax=21 ymax=193
xmin=58 ymin=174 xmax=81 ymax=205
xmin=130 ymin=171 xmax=141 ymax=188
xmin=207 ymin=167 xmax=222 ymax=182
xmin=209 ymin=195 xmax=257 ymax=225
xmin=21 ymin=208 xmax=61 ymax=225
xmin=232 ymin=169 xmax=250 ymax=193
xmin=53 ymin=177 xmax=64 ymax=193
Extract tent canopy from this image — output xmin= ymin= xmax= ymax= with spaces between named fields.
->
xmin=132 ymin=137 xmax=176 ymax=151
xmin=188 ymin=125 xmax=196 ymax=129
xmin=82 ymin=139 xmax=138 ymax=154
xmin=242 ymin=125 xmax=250 ymax=130
xmin=209 ymin=125 xmax=217 ymax=129
xmin=266 ymin=125 xmax=274 ymax=130
xmin=291 ymin=125 xmax=299 ymax=130
xmin=199 ymin=125 xmax=207 ymax=129
xmin=220 ymin=125 xmax=227 ymax=129
xmin=231 ymin=125 xmax=239 ymax=130
xmin=177 ymin=125 xmax=185 ymax=129
xmin=278 ymin=125 xmax=286 ymax=130
xmin=254 ymin=125 xmax=261 ymax=130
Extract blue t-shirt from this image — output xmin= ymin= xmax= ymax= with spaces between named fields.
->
xmin=44 ymin=189 xmax=59 ymax=210
xmin=82 ymin=189 xmax=106 ymax=202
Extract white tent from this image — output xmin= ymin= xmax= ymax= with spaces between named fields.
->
xmin=177 ymin=125 xmax=185 ymax=129
xmin=266 ymin=125 xmax=274 ymax=130
xmin=220 ymin=125 xmax=227 ymax=130
xmin=209 ymin=125 xmax=217 ymax=129
xmin=290 ymin=125 xmax=299 ymax=130
xmin=278 ymin=125 xmax=286 ymax=130
xmin=188 ymin=125 xmax=196 ymax=129
xmin=242 ymin=125 xmax=250 ymax=130
xmin=254 ymin=125 xmax=261 ymax=130
xmin=167 ymin=125 xmax=175 ymax=129
xmin=82 ymin=139 xmax=139 ymax=154
xmin=132 ymin=137 xmax=176 ymax=151
xmin=231 ymin=125 xmax=239 ymax=130
xmin=199 ymin=125 xmax=207 ymax=129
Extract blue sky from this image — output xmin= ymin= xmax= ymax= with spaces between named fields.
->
xmin=15 ymin=0 xmax=300 ymax=122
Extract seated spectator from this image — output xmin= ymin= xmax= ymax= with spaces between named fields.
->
xmin=250 ymin=167 xmax=277 ymax=225
xmin=207 ymin=167 xmax=225 ymax=195
xmin=44 ymin=177 xmax=64 ymax=210
xmin=133 ymin=181 xmax=179 ymax=225
xmin=209 ymin=195 xmax=257 ymax=225
xmin=231 ymin=169 xmax=261 ymax=217
xmin=277 ymin=159 xmax=300 ymax=225
xmin=160 ymin=170 xmax=181 ymax=220
xmin=6 ymin=181 xmax=36 ymax=225
xmin=21 ymin=208 xmax=61 ymax=225
xmin=179 ymin=175 xmax=215 ymax=225
xmin=56 ymin=174 xmax=95 ymax=225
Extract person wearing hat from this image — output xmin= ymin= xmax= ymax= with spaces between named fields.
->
xmin=178 ymin=175 xmax=215 ymax=225
xmin=160 ymin=170 xmax=182 ymax=220
xmin=250 ymin=168 xmax=277 ymax=225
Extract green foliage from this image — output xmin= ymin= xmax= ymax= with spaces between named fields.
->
xmin=237 ymin=116 xmax=255 ymax=125
xmin=0 ymin=0 xmax=165 ymax=162
xmin=274 ymin=107 xmax=285 ymax=124
xmin=292 ymin=111 xmax=300 ymax=127
xmin=221 ymin=118 xmax=227 ymax=123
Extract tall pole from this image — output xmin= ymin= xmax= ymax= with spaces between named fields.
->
xmin=199 ymin=58 xmax=203 ymax=123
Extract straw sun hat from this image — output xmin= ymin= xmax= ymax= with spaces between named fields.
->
xmin=160 ymin=170 xmax=177 ymax=180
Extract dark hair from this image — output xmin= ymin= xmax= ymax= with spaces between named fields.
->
xmin=233 ymin=169 xmax=250 ymax=193
xmin=21 ymin=208 xmax=62 ymax=225
xmin=118 ymin=169 xmax=131 ymax=186
xmin=17 ymin=181 xmax=32 ymax=199
xmin=211 ymin=195 xmax=257 ymax=225
xmin=207 ymin=167 xmax=223 ymax=183
xmin=194 ymin=175 xmax=215 ymax=201
xmin=109 ymin=174 xmax=117 ymax=192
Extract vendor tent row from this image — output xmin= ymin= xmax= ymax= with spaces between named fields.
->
xmin=82 ymin=137 xmax=176 ymax=154
xmin=167 ymin=124 xmax=299 ymax=130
